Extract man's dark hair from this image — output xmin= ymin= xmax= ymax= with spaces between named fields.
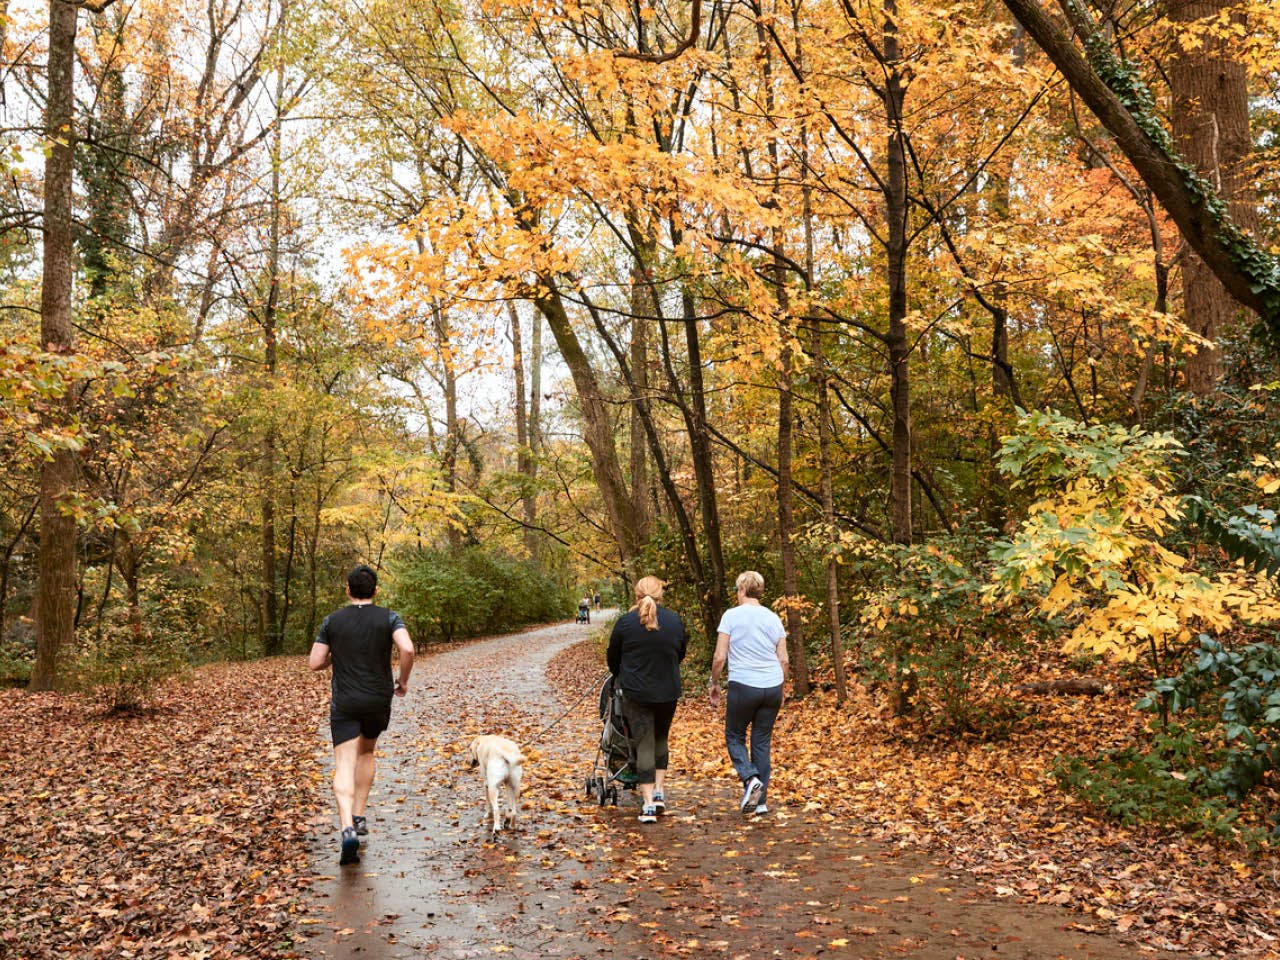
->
xmin=348 ymin=564 xmax=378 ymax=600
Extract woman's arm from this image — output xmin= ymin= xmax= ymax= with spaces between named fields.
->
xmin=710 ymin=632 xmax=729 ymax=685
xmin=775 ymin=634 xmax=789 ymax=681
xmin=709 ymin=631 xmax=730 ymax=704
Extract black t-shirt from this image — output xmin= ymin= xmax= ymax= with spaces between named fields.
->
xmin=315 ymin=603 xmax=406 ymax=712
xmin=607 ymin=607 xmax=687 ymax=703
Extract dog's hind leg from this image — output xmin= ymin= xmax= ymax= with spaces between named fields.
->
xmin=485 ymin=779 xmax=502 ymax=836
xmin=503 ymin=764 xmax=523 ymax=830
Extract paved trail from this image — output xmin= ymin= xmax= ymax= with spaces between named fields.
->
xmin=299 ymin=618 xmax=1171 ymax=960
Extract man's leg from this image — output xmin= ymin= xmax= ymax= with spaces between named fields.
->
xmin=354 ymin=736 xmax=377 ymax=818
xmin=333 ymin=736 xmax=360 ymax=830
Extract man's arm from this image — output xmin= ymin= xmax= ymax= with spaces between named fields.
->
xmin=308 ymin=641 xmax=331 ymax=671
xmin=392 ymin=627 xmax=414 ymax=696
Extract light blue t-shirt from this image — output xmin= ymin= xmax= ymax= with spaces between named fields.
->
xmin=717 ymin=603 xmax=786 ymax=688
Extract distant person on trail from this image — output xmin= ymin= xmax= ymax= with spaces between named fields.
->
xmin=578 ymin=596 xmax=591 ymax=624
xmin=593 ymin=590 xmax=601 ymax=609
xmin=709 ymin=570 xmax=788 ymax=816
xmin=309 ymin=564 xmax=414 ymax=866
xmin=607 ymin=576 xmax=687 ymax=824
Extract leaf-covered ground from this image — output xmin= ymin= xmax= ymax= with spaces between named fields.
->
xmin=4 ymin=626 xmax=1275 ymax=960
xmin=0 ymin=660 xmax=330 ymax=958
xmin=651 ymin=650 xmax=1280 ymax=959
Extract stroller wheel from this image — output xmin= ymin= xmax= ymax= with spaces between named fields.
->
xmin=584 ymin=776 xmax=594 ymax=799
xmin=606 ymin=785 xmax=619 ymax=806
xmin=597 ymin=785 xmax=610 ymax=807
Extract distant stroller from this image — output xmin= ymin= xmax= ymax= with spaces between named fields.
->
xmin=585 ymin=674 xmax=637 ymax=807
xmin=575 ymin=598 xmax=591 ymax=624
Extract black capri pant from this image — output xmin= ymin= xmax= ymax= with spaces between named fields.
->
xmin=619 ymin=695 xmax=678 ymax=784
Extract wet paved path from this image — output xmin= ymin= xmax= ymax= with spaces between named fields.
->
xmin=301 ymin=616 xmax=616 ymax=959
xmin=298 ymin=617 xmax=1173 ymax=960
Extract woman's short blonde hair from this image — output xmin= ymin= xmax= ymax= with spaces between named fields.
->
xmin=735 ymin=570 xmax=764 ymax=599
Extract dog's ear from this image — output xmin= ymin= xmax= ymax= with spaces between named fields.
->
xmin=467 ymin=737 xmax=479 ymax=768
xmin=469 ymin=757 xmax=479 ymax=768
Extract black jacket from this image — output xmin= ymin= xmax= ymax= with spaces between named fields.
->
xmin=607 ymin=607 xmax=687 ymax=703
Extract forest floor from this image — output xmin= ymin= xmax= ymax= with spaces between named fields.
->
xmin=1 ymin=618 xmax=1276 ymax=959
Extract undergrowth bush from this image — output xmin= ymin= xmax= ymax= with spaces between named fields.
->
xmin=0 ymin=640 xmax=33 ymax=686
xmin=75 ymin=619 xmax=187 ymax=713
xmin=1141 ymin=635 xmax=1280 ymax=803
xmin=389 ymin=546 xmax=570 ymax=643
xmin=1055 ymin=728 xmax=1250 ymax=841
xmin=848 ymin=530 xmax=1046 ymax=734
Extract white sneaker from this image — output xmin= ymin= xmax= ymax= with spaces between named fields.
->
xmin=638 ymin=804 xmax=658 ymax=823
xmin=740 ymin=776 xmax=763 ymax=813
xmin=652 ymin=792 xmax=666 ymax=814
xmin=754 ymin=803 xmax=769 ymax=815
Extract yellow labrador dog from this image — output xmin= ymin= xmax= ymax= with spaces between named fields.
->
xmin=468 ymin=735 xmax=525 ymax=837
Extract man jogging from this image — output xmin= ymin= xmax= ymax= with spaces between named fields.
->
xmin=309 ymin=564 xmax=414 ymax=865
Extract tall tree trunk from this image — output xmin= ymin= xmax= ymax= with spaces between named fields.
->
xmin=433 ymin=302 xmax=462 ymax=548
xmin=884 ymin=0 xmax=914 ymax=714
xmin=509 ymin=302 xmax=539 ymax=557
xmin=532 ymin=282 xmax=639 ymax=568
xmin=775 ymin=273 xmax=810 ymax=699
xmin=307 ymin=474 xmax=321 ymax=643
xmin=629 ymin=267 xmax=652 ymax=546
xmin=1167 ymin=0 xmax=1256 ymax=394
xmin=884 ymin=1 xmax=911 ymax=548
xmin=800 ymin=186 xmax=847 ymax=703
xmin=681 ymin=288 xmax=727 ymax=628
xmin=31 ymin=0 xmax=80 ymax=691
xmin=260 ymin=35 xmax=284 ymax=656
xmin=984 ymin=26 xmax=1024 ymax=530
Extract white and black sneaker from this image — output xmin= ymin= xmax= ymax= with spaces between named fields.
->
xmin=652 ymin=792 xmax=666 ymax=814
xmin=638 ymin=804 xmax=658 ymax=824
xmin=352 ymin=815 xmax=368 ymax=836
xmin=753 ymin=803 xmax=769 ymax=816
xmin=740 ymin=776 xmax=763 ymax=813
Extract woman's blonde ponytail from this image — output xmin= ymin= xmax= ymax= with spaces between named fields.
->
xmin=633 ymin=575 xmax=665 ymax=631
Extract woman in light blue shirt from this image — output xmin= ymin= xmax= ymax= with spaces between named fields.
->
xmin=709 ymin=570 xmax=789 ymax=815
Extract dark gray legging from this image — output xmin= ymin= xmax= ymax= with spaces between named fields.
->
xmin=724 ymin=681 xmax=783 ymax=803
xmin=620 ymin=695 xmax=678 ymax=785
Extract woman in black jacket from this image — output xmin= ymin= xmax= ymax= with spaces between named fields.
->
xmin=607 ymin=575 xmax=687 ymax=823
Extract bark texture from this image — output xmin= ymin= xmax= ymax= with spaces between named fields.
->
xmin=31 ymin=0 xmax=81 ymax=691
xmin=1166 ymin=0 xmax=1256 ymax=394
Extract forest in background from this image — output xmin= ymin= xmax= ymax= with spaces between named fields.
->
xmin=3 ymin=0 xmax=1280 ymax=838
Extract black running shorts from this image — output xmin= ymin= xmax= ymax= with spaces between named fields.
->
xmin=330 ymin=702 xmax=391 ymax=745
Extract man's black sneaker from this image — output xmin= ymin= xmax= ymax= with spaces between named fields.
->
xmin=740 ymin=776 xmax=763 ymax=813
xmin=353 ymin=815 xmax=368 ymax=836
xmin=339 ymin=827 xmax=360 ymax=865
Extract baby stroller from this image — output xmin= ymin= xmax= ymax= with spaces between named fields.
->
xmin=575 ymin=602 xmax=591 ymax=624
xmin=584 ymin=674 xmax=637 ymax=807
